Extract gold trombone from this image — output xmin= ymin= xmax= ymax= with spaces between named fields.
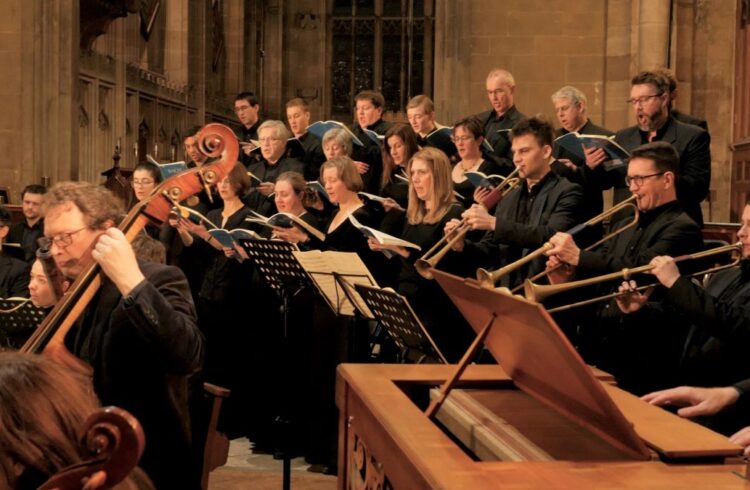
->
xmin=523 ymin=241 xmax=743 ymax=312
xmin=415 ymin=167 xmax=522 ymax=280
xmin=476 ymin=195 xmax=639 ymax=289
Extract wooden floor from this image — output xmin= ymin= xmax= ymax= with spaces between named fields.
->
xmin=207 ymin=438 xmax=337 ymax=490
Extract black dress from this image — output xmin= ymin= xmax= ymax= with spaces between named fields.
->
xmin=395 ymin=203 xmax=475 ymax=362
xmin=196 ymin=205 xmax=255 ymax=436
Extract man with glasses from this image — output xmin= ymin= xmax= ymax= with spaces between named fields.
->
xmin=0 ymin=205 xmax=30 ymax=298
xmin=584 ymin=70 xmax=711 ymax=227
xmin=545 ymin=141 xmax=704 ymax=396
xmin=476 ymin=68 xmax=526 ymax=175
xmin=234 ymin=91 xmax=263 ymax=166
xmin=41 ymin=181 xmax=202 ymax=489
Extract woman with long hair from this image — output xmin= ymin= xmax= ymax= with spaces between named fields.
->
xmin=379 ymin=124 xmax=419 ymax=209
xmin=369 ymin=147 xmax=474 ymax=362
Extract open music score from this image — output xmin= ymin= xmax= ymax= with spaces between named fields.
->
xmin=291 ymin=250 xmax=377 ymax=318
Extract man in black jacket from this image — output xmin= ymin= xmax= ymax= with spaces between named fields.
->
xmin=43 ymin=182 xmax=203 ymax=489
xmin=620 ymin=198 xmax=750 ymax=435
xmin=584 ymin=70 xmax=711 ymax=227
xmin=446 ymin=117 xmax=585 ymax=290
xmin=350 ymin=90 xmax=393 ymax=193
xmin=475 ymin=68 xmax=526 ymax=175
xmin=546 ymin=142 xmax=704 ymax=395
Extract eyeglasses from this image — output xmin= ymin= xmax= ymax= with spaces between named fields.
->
xmin=234 ymin=105 xmax=252 ymax=113
xmin=625 ymin=172 xmax=666 ymax=187
xmin=451 ymin=135 xmax=476 ymax=143
xmin=626 ymin=94 xmax=663 ymax=106
xmin=41 ymin=227 xmax=89 ymax=248
xmin=132 ymin=179 xmax=155 ymax=187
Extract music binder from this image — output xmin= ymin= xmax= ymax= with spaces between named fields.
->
xmin=354 ymin=284 xmax=446 ymax=364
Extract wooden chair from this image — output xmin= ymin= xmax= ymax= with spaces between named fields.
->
xmin=201 ymin=382 xmax=231 ymax=490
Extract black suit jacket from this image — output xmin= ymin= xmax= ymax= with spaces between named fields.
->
xmin=351 ymin=119 xmax=393 ymax=193
xmin=0 ymin=253 xmax=30 ymax=298
xmin=672 ymin=109 xmax=709 ymax=131
xmin=70 ymin=261 xmax=203 ymax=489
xmin=476 ymin=105 xmax=526 ymax=175
xmin=587 ymin=116 xmax=710 ymax=227
xmin=462 ymin=171 xmax=584 ymax=288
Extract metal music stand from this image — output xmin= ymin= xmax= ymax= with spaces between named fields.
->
xmin=354 ymin=284 xmax=447 ymax=364
xmin=0 ymin=298 xmax=46 ymax=349
xmin=237 ymin=239 xmax=308 ymax=490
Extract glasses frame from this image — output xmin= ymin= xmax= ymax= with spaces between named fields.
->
xmin=41 ymin=227 xmax=89 ymax=249
xmin=625 ymin=93 xmax=664 ymax=106
xmin=625 ymin=171 xmax=666 ymax=187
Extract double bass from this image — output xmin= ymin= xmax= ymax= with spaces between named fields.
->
xmin=21 ymin=123 xmax=238 ymax=489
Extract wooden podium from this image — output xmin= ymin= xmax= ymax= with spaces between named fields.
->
xmin=336 ymin=271 xmax=750 ymax=489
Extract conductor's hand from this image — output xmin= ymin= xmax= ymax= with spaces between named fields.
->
xmin=444 ymin=218 xmax=465 ymax=252
xmin=730 ymin=426 xmax=750 ymax=456
xmin=545 ymin=232 xmax=580 ymax=266
xmin=472 ymin=186 xmax=492 ymax=207
xmin=257 ymin=182 xmax=275 ymax=196
xmin=583 ymin=146 xmax=607 ymax=170
xmin=649 ymin=255 xmax=681 ymax=288
xmin=545 ymin=255 xmax=575 ymax=285
xmin=462 ymin=204 xmax=495 ymax=232
xmin=92 ymin=228 xmax=145 ymax=297
xmin=641 ymin=386 xmax=740 ymax=418
xmin=615 ymin=280 xmax=653 ymax=314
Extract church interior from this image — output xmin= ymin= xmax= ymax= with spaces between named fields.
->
xmin=1 ymin=0 xmax=750 ymax=489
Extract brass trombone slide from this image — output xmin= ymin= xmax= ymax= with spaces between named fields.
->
xmin=524 ymin=241 xmax=743 ymax=310
xmin=476 ymin=195 xmax=639 ymax=288
xmin=415 ymin=167 xmax=521 ymax=280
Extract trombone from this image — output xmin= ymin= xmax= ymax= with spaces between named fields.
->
xmin=415 ymin=167 xmax=522 ymax=280
xmin=476 ymin=195 xmax=639 ymax=289
xmin=524 ymin=241 xmax=743 ymax=313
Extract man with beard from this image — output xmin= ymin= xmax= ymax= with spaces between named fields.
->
xmin=584 ymin=71 xmax=710 ymax=226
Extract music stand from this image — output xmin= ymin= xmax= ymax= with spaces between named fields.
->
xmin=0 ymin=298 xmax=46 ymax=349
xmin=354 ymin=284 xmax=446 ymax=364
xmin=237 ymin=239 xmax=308 ymax=490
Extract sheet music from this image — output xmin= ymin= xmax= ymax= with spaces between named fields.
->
xmin=292 ymin=250 xmax=377 ymax=317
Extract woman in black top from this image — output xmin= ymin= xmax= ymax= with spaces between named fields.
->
xmin=451 ymin=116 xmax=504 ymax=204
xmin=380 ymin=124 xmax=418 ymax=209
xmin=180 ymin=162 xmax=253 ymax=436
xmin=369 ymin=147 xmax=474 ymax=362
xmin=131 ymin=161 xmax=163 ymax=239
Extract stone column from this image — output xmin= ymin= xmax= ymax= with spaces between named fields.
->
xmin=637 ymin=0 xmax=671 ymax=69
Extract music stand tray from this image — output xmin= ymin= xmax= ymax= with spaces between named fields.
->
xmin=354 ymin=284 xmax=446 ymax=364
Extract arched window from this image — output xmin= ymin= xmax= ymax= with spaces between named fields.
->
xmin=330 ymin=0 xmax=434 ymax=120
